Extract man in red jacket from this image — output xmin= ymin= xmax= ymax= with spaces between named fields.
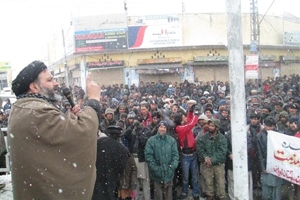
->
xmin=174 ymin=101 xmax=200 ymax=200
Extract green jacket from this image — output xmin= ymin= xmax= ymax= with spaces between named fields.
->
xmin=145 ymin=133 xmax=179 ymax=183
xmin=197 ymin=131 xmax=227 ymax=165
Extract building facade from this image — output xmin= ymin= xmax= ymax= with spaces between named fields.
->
xmin=48 ymin=13 xmax=300 ymax=87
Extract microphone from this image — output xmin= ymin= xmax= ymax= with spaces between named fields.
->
xmin=62 ymin=88 xmax=75 ymax=108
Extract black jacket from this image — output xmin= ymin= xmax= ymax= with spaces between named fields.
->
xmin=123 ymin=124 xmax=151 ymax=162
xmin=92 ymin=137 xmax=129 ymax=200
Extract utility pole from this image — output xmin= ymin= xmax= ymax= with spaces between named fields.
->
xmin=62 ymin=29 xmax=69 ymax=87
xmin=250 ymin=0 xmax=260 ymax=54
xmin=226 ymin=0 xmax=249 ymax=199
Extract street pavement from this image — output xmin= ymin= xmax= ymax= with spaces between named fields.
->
xmin=0 ymin=174 xmax=13 ymax=200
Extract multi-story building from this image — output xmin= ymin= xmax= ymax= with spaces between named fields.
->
xmin=48 ymin=12 xmax=300 ymax=87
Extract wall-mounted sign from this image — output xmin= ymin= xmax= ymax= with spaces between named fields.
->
xmin=87 ymin=60 xmax=124 ymax=68
xmin=193 ymin=56 xmax=228 ymax=62
xmin=128 ymin=15 xmax=182 ymax=49
xmin=284 ymin=32 xmax=300 ymax=46
xmin=137 ymin=57 xmax=182 ymax=65
xmin=245 ymin=54 xmax=259 ymax=79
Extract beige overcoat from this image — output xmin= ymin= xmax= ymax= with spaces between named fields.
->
xmin=8 ymin=97 xmax=99 ymax=200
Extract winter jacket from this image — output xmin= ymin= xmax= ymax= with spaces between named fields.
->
xmin=8 ymin=97 xmax=99 ymax=200
xmin=119 ymin=154 xmax=137 ymax=190
xmin=175 ymin=111 xmax=198 ymax=152
xmin=140 ymin=112 xmax=152 ymax=128
xmin=145 ymin=133 xmax=179 ymax=183
xmin=225 ymin=131 xmax=252 ymax=171
xmin=256 ymin=129 xmax=269 ymax=171
xmin=123 ymin=124 xmax=151 ymax=162
xmin=197 ymin=131 xmax=227 ymax=165
xmin=93 ymin=137 xmax=129 ymax=200
xmin=100 ymin=118 xmax=117 ymax=135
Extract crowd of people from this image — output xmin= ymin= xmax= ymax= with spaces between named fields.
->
xmin=79 ymin=74 xmax=300 ymax=200
xmin=2 ymin=59 xmax=300 ymax=200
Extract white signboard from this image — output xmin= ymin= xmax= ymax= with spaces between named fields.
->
xmin=128 ymin=15 xmax=182 ymax=49
xmin=245 ymin=54 xmax=259 ymax=79
xmin=267 ymin=131 xmax=300 ymax=185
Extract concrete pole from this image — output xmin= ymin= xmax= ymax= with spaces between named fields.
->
xmin=226 ymin=0 xmax=249 ymax=199
xmin=80 ymin=55 xmax=87 ymax=93
xmin=61 ymin=29 xmax=69 ymax=87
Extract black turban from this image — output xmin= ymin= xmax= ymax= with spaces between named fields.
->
xmin=12 ymin=61 xmax=47 ymax=96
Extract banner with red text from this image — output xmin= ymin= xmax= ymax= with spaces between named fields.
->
xmin=267 ymin=131 xmax=300 ymax=185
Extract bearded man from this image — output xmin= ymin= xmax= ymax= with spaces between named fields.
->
xmin=8 ymin=61 xmax=101 ymax=200
xmin=197 ymin=119 xmax=227 ymax=200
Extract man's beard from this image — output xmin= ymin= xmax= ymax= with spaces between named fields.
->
xmin=208 ymin=129 xmax=216 ymax=134
xmin=39 ymin=85 xmax=62 ymax=102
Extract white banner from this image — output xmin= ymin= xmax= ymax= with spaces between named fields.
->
xmin=267 ymin=131 xmax=300 ymax=185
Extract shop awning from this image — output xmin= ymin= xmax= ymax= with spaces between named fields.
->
xmin=88 ymin=66 xmax=125 ymax=71
xmin=135 ymin=64 xmax=183 ymax=74
xmin=186 ymin=61 xmax=228 ymax=66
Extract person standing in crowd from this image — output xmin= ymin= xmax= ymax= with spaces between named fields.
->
xmin=93 ymin=126 xmax=137 ymax=200
xmin=225 ymin=125 xmax=253 ymax=200
xmin=197 ymin=119 xmax=227 ymax=200
xmin=276 ymin=111 xmax=289 ymax=133
xmin=247 ymin=113 xmax=264 ymax=190
xmin=145 ymin=121 xmax=179 ymax=200
xmin=288 ymin=104 xmax=299 ymax=118
xmin=3 ymin=99 xmax=11 ymax=111
xmin=285 ymin=119 xmax=300 ymax=199
xmin=193 ymin=113 xmax=208 ymax=139
xmin=285 ymin=117 xmax=299 ymax=136
xmin=123 ymin=116 xmax=152 ymax=200
xmin=8 ymin=61 xmax=101 ymax=200
xmin=213 ymin=100 xmax=227 ymax=119
xmin=140 ymin=102 xmax=152 ymax=128
xmin=100 ymin=107 xmax=117 ymax=135
xmin=256 ymin=116 xmax=283 ymax=200
xmin=174 ymin=102 xmax=200 ymax=200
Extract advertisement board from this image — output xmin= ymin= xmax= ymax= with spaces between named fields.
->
xmin=128 ymin=15 xmax=182 ymax=49
xmin=74 ymin=14 xmax=128 ymax=53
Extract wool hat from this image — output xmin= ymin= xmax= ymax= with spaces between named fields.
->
xmin=264 ymin=116 xmax=276 ymax=126
xmin=289 ymin=104 xmax=298 ymax=110
xmin=208 ymin=119 xmax=221 ymax=128
xmin=219 ymin=100 xmax=226 ymax=105
xmin=105 ymin=108 xmax=114 ymax=115
xmin=107 ymin=125 xmax=123 ymax=137
xmin=279 ymin=111 xmax=288 ymax=119
xmin=198 ymin=114 xmax=209 ymax=123
xmin=158 ymin=120 xmax=169 ymax=128
xmin=187 ymin=100 xmax=197 ymax=105
xmin=12 ymin=60 xmax=47 ymax=96
xmin=289 ymin=117 xmax=299 ymax=124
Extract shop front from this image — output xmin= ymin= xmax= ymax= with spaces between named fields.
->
xmin=86 ymin=60 xmax=125 ymax=87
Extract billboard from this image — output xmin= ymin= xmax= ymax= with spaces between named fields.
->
xmin=74 ymin=14 xmax=128 ymax=53
xmin=128 ymin=15 xmax=182 ymax=49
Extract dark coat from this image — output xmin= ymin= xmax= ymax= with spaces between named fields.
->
xmin=92 ymin=137 xmax=129 ymax=200
xmin=123 ymin=124 xmax=151 ymax=162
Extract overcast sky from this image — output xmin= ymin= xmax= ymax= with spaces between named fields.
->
xmin=0 ymin=0 xmax=299 ymax=76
